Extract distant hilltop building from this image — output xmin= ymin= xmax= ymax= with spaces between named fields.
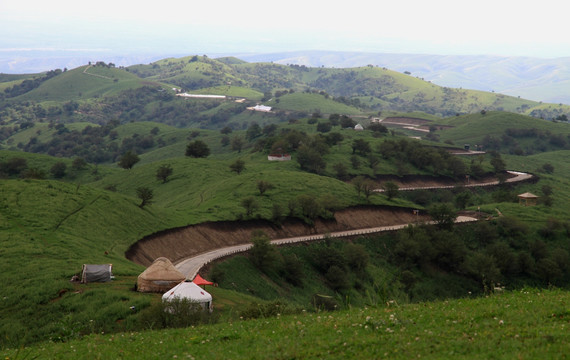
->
xmin=268 ymin=153 xmax=291 ymax=161
xmin=354 ymin=124 xmax=364 ymax=131
xmin=176 ymin=93 xmax=226 ymax=99
xmin=248 ymin=104 xmax=272 ymax=112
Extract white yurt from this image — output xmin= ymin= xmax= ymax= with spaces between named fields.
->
xmin=162 ymin=281 xmax=213 ymax=312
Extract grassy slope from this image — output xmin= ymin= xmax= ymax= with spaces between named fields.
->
xmin=5 ymin=288 xmax=569 ymax=359
xmin=11 ymin=66 xmax=155 ymax=102
xmin=437 ymin=111 xmax=570 ymax=144
xmin=268 ymin=92 xmax=363 ymax=114
xmin=0 ymin=178 xmax=172 ymax=345
xmin=125 ymin=57 xmax=552 ymax=118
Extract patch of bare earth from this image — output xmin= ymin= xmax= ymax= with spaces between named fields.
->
xmin=126 ymin=206 xmax=429 ymax=267
xmin=126 ymin=173 xmax=515 ymax=267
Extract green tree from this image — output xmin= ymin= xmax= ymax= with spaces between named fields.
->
xmin=455 ymin=191 xmax=471 ymax=209
xmin=325 ymin=265 xmax=350 ymax=292
xmin=136 ymin=187 xmax=153 ymax=208
xmin=50 ymin=162 xmax=67 ymax=178
xmin=118 ymin=151 xmax=140 ymax=169
xmin=490 ymin=152 xmax=506 ymax=173
xmin=71 ymin=157 xmax=87 ymax=171
xmin=156 ymin=164 xmax=173 ymax=183
xmin=256 ymin=180 xmax=274 ymax=195
xmin=541 ymin=163 xmax=555 ymax=174
xmin=428 ymin=203 xmax=457 ymax=229
xmin=361 ymin=179 xmax=376 ymax=202
xmin=466 ymin=252 xmax=501 ymax=293
xmin=296 ymin=194 xmax=322 ymax=220
xmin=333 ymin=162 xmax=349 ymax=181
xmin=231 ymin=136 xmax=245 ymax=153
xmin=352 ymin=139 xmax=371 ymax=155
xmin=241 ymin=196 xmax=259 ymax=217
xmin=343 ymin=244 xmax=369 ymax=273
xmin=229 ymin=159 xmax=246 ymax=174
xmin=382 ymin=181 xmax=399 ymax=200
xmin=246 ymin=122 xmax=262 ymax=140
xmin=352 ymin=176 xmax=366 ymax=197
xmin=185 ymin=140 xmax=210 ymax=158
xmin=296 ymin=144 xmax=326 ymax=174
xmin=249 ymin=231 xmax=277 ymax=272
xmin=316 ymin=122 xmax=332 ymax=133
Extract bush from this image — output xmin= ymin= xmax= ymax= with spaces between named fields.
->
xmin=239 ymin=301 xmax=301 ymax=319
xmin=249 ymin=231 xmax=278 ymax=273
xmin=343 ymin=243 xmax=369 ymax=273
xmin=185 ymin=140 xmax=210 ymax=158
xmin=325 ymin=265 xmax=350 ymax=292
xmin=281 ymin=253 xmax=304 ymax=286
xmin=312 ymin=294 xmax=338 ymax=311
xmin=139 ymin=298 xmax=216 ymax=330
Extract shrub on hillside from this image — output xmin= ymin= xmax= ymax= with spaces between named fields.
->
xmin=139 ymin=298 xmax=216 ymax=330
xmin=239 ymin=300 xmax=302 ymax=320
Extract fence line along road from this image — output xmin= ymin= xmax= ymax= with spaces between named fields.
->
xmin=175 ymin=171 xmax=532 ymax=279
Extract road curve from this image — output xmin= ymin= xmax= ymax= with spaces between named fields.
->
xmin=175 ymin=171 xmax=533 ymax=279
xmin=175 ymin=216 xmax=477 ymax=280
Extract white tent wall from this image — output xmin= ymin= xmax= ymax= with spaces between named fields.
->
xmin=162 ymin=281 xmax=213 ymax=312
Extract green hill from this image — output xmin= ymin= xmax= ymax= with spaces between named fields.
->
xmin=2 ymin=55 xmax=570 ymax=355
xmin=10 ymin=64 xmax=155 ymax=102
xmin=4 ymin=288 xmax=569 ymax=359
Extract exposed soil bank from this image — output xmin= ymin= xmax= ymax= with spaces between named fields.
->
xmin=126 ymin=206 xmax=429 ymax=267
xmin=126 ymin=172 xmax=533 ymax=267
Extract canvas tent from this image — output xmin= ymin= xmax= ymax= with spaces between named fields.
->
xmin=162 ymin=281 xmax=213 ymax=312
xmin=81 ymin=264 xmax=113 ymax=283
xmin=137 ymin=257 xmax=186 ymax=293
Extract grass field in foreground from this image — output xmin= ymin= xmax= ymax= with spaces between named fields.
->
xmin=4 ymin=288 xmax=569 ymax=359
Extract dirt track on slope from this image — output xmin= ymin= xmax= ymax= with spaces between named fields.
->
xmin=125 ymin=172 xmax=533 ymax=268
xmin=126 ymin=205 xmax=429 ymax=267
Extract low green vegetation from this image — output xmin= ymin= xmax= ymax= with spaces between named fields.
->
xmin=4 ymin=288 xmax=569 ymax=359
xmin=1 ymin=55 xmax=570 ymax=356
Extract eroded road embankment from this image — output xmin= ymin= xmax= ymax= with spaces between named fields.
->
xmin=125 ymin=171 xmax=534 ymax=278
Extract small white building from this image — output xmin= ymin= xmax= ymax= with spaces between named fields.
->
xmin=354 ymin=124 xmax=364 ymax=131
xmin=176 ymin=93 xmax=226 ymax=99
xmin=248 ymin=105 xmax=272 ymax=112
xmin=268 ymin=153 xmax=291 ymax=161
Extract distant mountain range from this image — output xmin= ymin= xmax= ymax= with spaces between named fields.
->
xmin=2 ymin=50 xmax=570 ymax=105
xmin=235 ymin=51 xmax=570 ymax=105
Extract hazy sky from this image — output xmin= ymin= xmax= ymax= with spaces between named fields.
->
xmin=2 ymin=0 xmax=570 ymax=58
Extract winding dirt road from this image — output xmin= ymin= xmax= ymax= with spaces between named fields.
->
xmin=171 ymin=171 xmax=533 ymax=279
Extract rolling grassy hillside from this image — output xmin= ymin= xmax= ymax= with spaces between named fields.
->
xmin=268 ymin=92 xmax=363 ymax=114
xmin=10 ymin=65 xmax=156 ymax=102
xmin=2 ymin=55 xmax=570 ymax=355
xmin=436 ymin=111 xmax=570 ymax=145
xmin=4 ymin=288 xmax=569 ymax=359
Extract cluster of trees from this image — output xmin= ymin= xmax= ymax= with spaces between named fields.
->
xmin=211 ymin=208 xmax=570 ymax=309
xmin=378 ymin=138 xmax=487 ymax=179
xmin=243 ymin=231 xmax=369 ymax=294
xmin=20 ymin=122 xmax=165 ymax=164
xmin=482 ymin=127 xmax=570 ymax=155
xmin=1 ymin=69 xmax=63 ymax=99
xmin=393 ymin=217 xmax=570 ymax=297
xmin=0 ymin=156 xmax=87 ymax=180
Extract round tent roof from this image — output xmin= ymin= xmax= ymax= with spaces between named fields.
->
xmin=137 ymin=257 xmax=186 ymax=293
xmin=162 ymin=281 xmax=212 ymax=303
